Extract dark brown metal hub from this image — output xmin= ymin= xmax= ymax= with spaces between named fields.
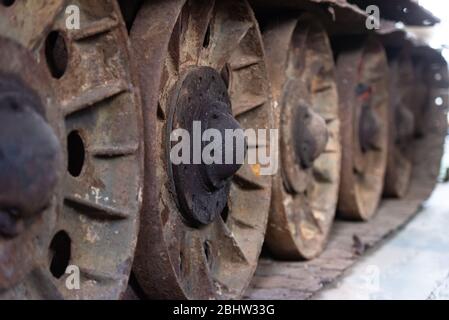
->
xmin=357 ymin=83 xmax=382 ymax=153
xmin=293 ymin=105 xmax=329 ymax=169
xmin=394 ymin=103 xmax=415 ymax=146
xmin=0 ymin=74 xmax=61 ymax=238
xmin=168 ymin=67 xmax=244 ymax=226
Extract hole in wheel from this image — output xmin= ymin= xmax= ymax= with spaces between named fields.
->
xmin=1 ymin=0 xmax=15 ymax=7
xmin=118 ymin=0 xmax=144 ymax=32
xmin=45 ymin=31 xmax=68 ymax=79
xmin=179 ymin=251 xmax=185 ymax=276
xmin=203 ymin=241 xmax=212 ymax=266
xmin=221 ymin=204 xmax=229 ymax=223
xmin=203 ymin=24 xmax=211 ymax=48
xmin=67 ymin=130 xmax=85 ymax=177
xmin=220 ymin=64 xmax=231 ymax=89
xmin=49 ymin=231 xmax=71 ymax=279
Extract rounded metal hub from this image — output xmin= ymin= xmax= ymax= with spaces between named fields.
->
xmin=293 ymin=105 xmax=329 ymax=170
xmin=0 ymin=37 xmax=63 ymax=293
xmin=167 ymin=67 xmax=244 ymax=225
xmin=356 ymin=84 xmax=382 ymax=153
xmin=337 ymin=37 xmax=390 ymax=221
xmin=263 ymin=15 xmax=341 ymax=260
xmin=131 ymin=0 xmax=272 ymax=299
xmin=0 ymin=1 xmax=143 ymax=299
xmin=0 ymin=75 xmax=62 ymax=239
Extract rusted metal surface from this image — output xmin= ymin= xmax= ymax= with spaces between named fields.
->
xmin=253 ymin=0 xmax=438 ymax=34
xmin=0 ymin=0 xmax=143 ymax=299
xmin=0 ymin=74 xmax=62 ymax=239
xmin=263 ymin=15 xmax=341 ymax=260
xmin=336 ymin=37 xmax=390 ymax=221
xmin=131 ymin=0 xmax=272 ymax=299
xmin=246 ymin=49 xmax=448 ymax=300
xmin=383 ymin=48 xmax=415 ymax=198
xmin=0 ymin=0 xmax=445 ymax=302
xmin=0 ymin=37 xmax=63 ymax=295
xmin=251 ymin=0 xmax=369 ymax=35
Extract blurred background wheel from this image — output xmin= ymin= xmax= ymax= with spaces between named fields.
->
xmin=263 ymin=14 xmax=341 ymax=260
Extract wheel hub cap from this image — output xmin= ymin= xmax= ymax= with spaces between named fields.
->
xmin=167 ymin=67 xmax=244 ymax=226
xmin=0 ymin=74 xmax=61 ymax=239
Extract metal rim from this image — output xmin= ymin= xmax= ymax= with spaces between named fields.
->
xmin=384 ymin=49 xmax=415 ymax=198
xmin=131 ymin=0 xmax=272 ymax=299
xmin=0 ymin=0 xmax=143 ymax=299
xmin=263 ymin=15 xmax=341 ymax=260
xmin=336 ymin=37 xmax=390 ymax=221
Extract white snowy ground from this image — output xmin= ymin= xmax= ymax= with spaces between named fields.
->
xmin=316 ymin=136 xmax=449 ymax=300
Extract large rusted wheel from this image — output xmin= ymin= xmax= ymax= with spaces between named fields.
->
xmin=384 ymin=49 xmax=415 ymax=198
xmin=336 ymin=37 xmax=389 ymax=221
xmin=262 ymin=15 xmax=341 ymax=260
xmin=131 ymin=0 xmax=272 ymax=299
xmin=0 ymin=1 xmax=142 ymax=299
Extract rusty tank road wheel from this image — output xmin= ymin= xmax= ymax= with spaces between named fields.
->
xmin=336 ymin=37 xmax=389 ymax=221
xmin=384 ymin=49 xmax=415 ymax=198
xmin=0 ymin=0 xmax=143 ymax=299
xmin=262 ymin=15 xmax=341 ymax=260
xmin=130 ymin=0 xmax=272 ymax=299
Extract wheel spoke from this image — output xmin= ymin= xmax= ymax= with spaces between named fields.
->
xmin=64 ymin=176 xmax=131 ymax=220
xmin=313 ymin=155 xmax=337 ymax=184
xmin=69 ymin=17 xmax=120 ymax=41
xmin=166 ymin=13 xmax=183 ymax=75
xmin=89 ymin=143 xmax=139 ymax=158
xmin=28 ymin=268 xmax=65 ymax=300
xmin=200 ymin=1 xmax=253 ymax=70
xmin=233 ymin=165 xmax=269 ymax=190
xmin=78 ymin=266 xmax=122 ymax=283
xmin=178 ymin=0 xmax=215 ymax=69
xmin=202 ymin=218 xmax=250 ymax=295
xmin=228 ymin=46 xmax=263 ymax=71
xmin=207 ymin=218 xmax=248 ymax=265
xmin=61 ymin=80 xmax=129 ymax=116
xmin=323 ymin=119 xmax=340 ymax=153
xmin=232 ymin=93 xmax=268 ymax=116
xmin=0 ymin=1 xmax=65 ymax=50
xmin=178 ymin=231 xmax=216 ymax=299
xmin=288 ymin=196 xmax=321 ymax=241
